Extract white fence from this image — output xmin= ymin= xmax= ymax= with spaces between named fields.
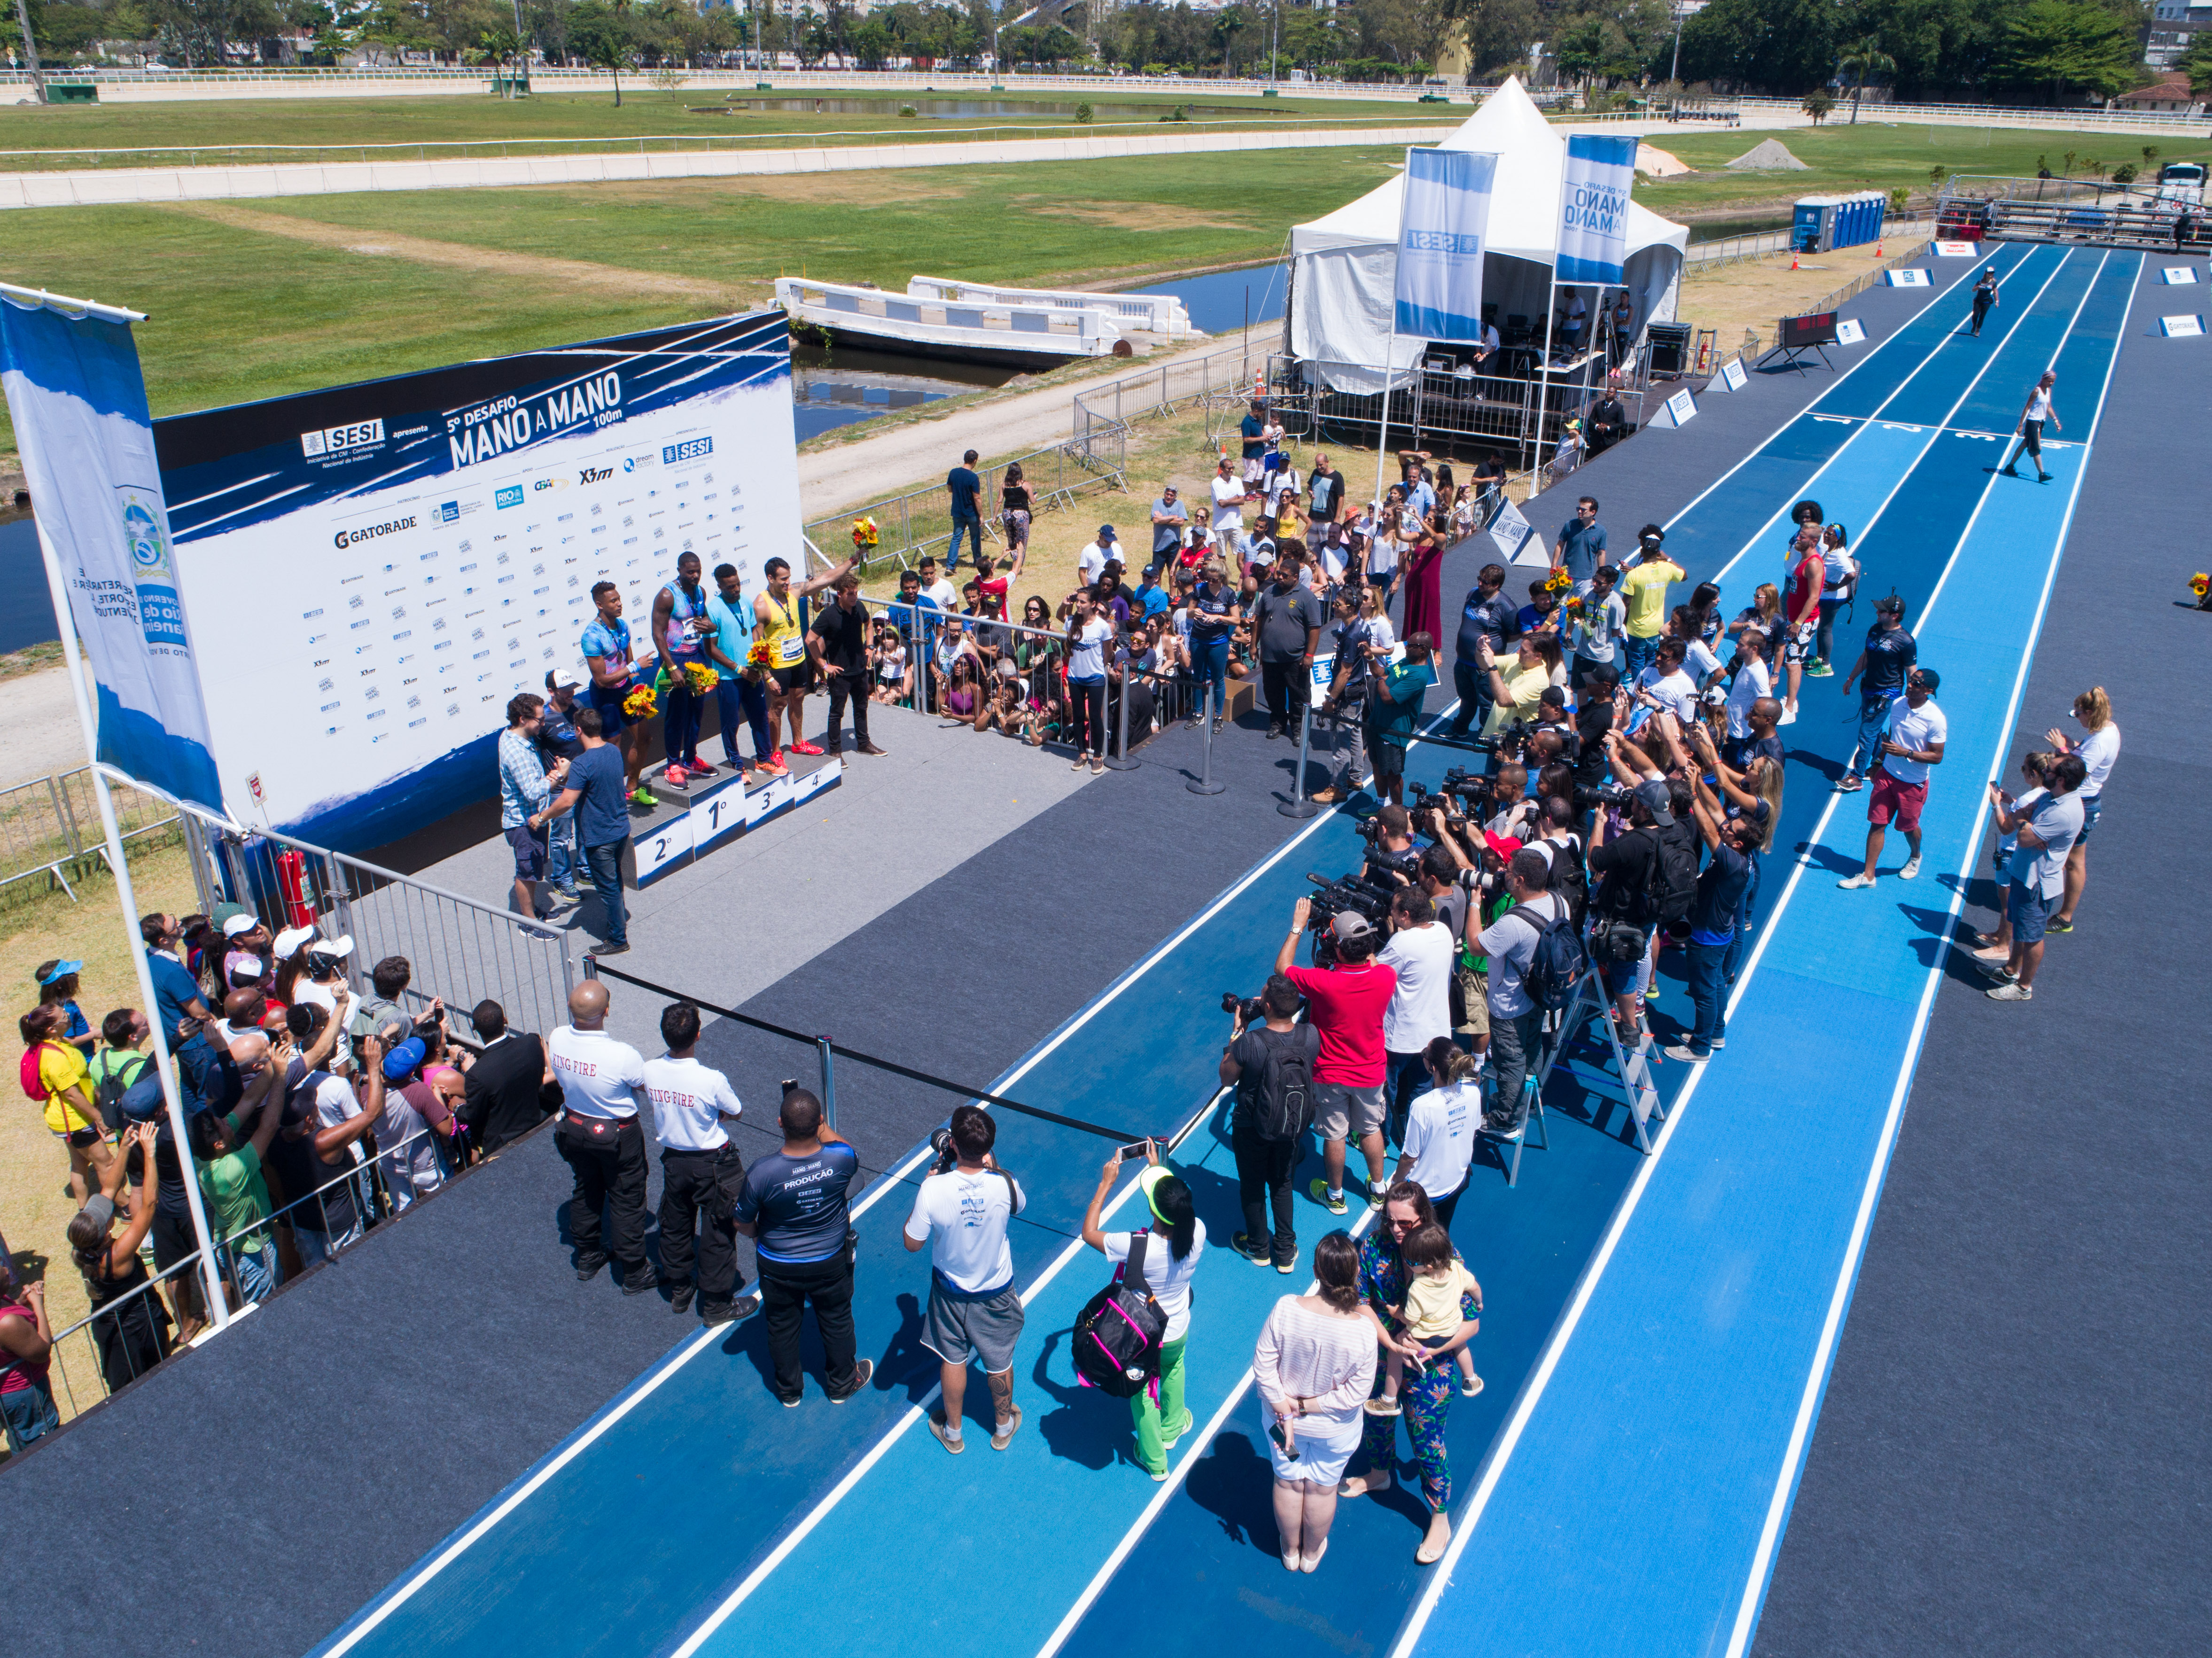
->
xmin=907 ymin=276 xmax=1193 ymax=336
xmin=1732 ymin=93 xmax=2210 ymax=132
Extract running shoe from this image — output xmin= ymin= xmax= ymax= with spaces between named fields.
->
xmin=787 ymin=739 xmax=826 ymax=756
xmin=1778 ymin=707 xmax=1798 ymax=726
xmin=1160 ymin=1411 xmax=1195 ymax=1450
xmin=663 ymin=766 xmax=690 ymax=789
xmin=1308 ymin=1179 xmax=1348 ymax=1216
xmin=1838 ymin=872 xmax=1876 ymax=889
xmin=1232 ymin=1232 xmax=1272 ymax=1265
xmin=1662 ymin=1043 xmax=1712 ymax=1063
xmin=550 ymin=885 xmax=580 ymax=903
xmin=757 ymin=752 xmax=788 ymax=777
xmin=2046 ymin=917 xmax=2073 ymax=933
xmin=628 ymin=786 xmax=658 ymax=808
xmin=1986 ymin=982 xmax=2033 ymax=1002
xmin=1899 ymin=855 xmax=1921 ymax=880
xmin=1805 ymin=659 xmax=1832 ymax=677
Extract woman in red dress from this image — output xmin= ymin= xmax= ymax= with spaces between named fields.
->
xmin=1398 ymin=509 xmax=1446 ymax=647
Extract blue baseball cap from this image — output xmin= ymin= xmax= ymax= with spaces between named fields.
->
xmin=381 ymin=1037 xmax=428 ymax=1081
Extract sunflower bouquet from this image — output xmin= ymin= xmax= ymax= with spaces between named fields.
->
xmin=852 ymin=515 xmax=880 ymax=555
xmin=682 ymin=661 xmax=720 ymax=695
xmin=2192 ymin=572 xmax=2211 ymax=609
xmin=621 ymin=682 xmax=658 ymax=720
xmin=1539 ymin=568 xmax=1574 ymax=601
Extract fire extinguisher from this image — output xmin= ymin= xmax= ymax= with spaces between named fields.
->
xmin=275 ymin=848 xmax=315 ymax=930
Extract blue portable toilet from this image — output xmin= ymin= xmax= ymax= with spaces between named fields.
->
xmin=1794 ymin=197 xmax=1838 ymax=253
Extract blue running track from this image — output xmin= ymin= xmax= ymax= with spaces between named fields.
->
xmin=310 ymin=244 xmax=2143 ymax=1658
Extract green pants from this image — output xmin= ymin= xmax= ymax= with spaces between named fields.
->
xmin=1132 ymin=1335 xmax=1192 ymax=1476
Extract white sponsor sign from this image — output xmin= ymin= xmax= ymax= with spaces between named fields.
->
xmin=2161 ymin=314 xmax=2205 ymax=337
xmin=1651 ymin=387 xmax=1699 ymax=429
xmin=2163 ymin=266 xmax=2200 ymax=285
xmin=1717 ymin=356 xmax=1748 ymax=392
xmin=1836 ymin=319 xmax=1867 ymax=345
xmin=1887 ymin=268 xmax=1932 ymax=288
xmin=1935 ymin=241 xmax=1978 ymax=257
xmin=1394 ymin=148 xmax=1500 ymax=342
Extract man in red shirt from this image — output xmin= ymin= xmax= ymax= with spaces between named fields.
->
xmin=1781 ymin=525 xmax=1824 ymax=728
xmin=1276 ymin=898 xmax=1397 ymax=1215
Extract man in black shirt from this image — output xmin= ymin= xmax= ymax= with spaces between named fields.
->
xmin=808 ymin=571 xmax=886 ymax=757
xmin=944 ymin=448 xmax=983 ymax=573
xmin=1218 ymin=974 xmax=1320 ymax=1270
xmin=1664 ymin=780 xmax=1757 ymax=1064
xmin=460 ymin=999 xmax=552 ymax=1155
xmin=1252 ymin=555 xmax=1325 ymax=739
xmin=1306 ymin=454 xmax=1345 ymax=546
xmin=1587 ymin=776 xmax=1672 ymax=1034
xmin=1837 ymin=594 xmax=1916 ymax=791
xmin=1587 ymin=387 xmax=1628 ymax=456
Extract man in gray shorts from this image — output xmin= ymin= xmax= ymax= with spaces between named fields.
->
xmin=906 ymin=1104 xmax=1027 ymax=1453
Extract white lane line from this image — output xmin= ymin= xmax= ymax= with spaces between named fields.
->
xmin=671 ymin=1085 xmax=1231 ymax=1658
xmin=1706 ymin=244 xmax=2075 ymax=590
xmin=1656 ymin=242 xmax=2021 ymax=538
xmin=319 ymin=1323 xmax=724 ymax=1658
xmin=1720 ymin=250 xmax=2141 ymax=1658
xmin=1386 ymin=254 xmax=2126 ymax=1658
xmin=1034 ymin=1199 xmax=1387 ymax=1658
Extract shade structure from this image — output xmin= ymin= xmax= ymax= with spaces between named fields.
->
xmin=1287 ymin=78 xmax=1689 ymax=390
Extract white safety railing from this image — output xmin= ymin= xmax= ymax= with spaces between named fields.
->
xmin=907 ymin=277 xmax=1193 ymax=336
xmin=1730 ymin=93 xmax=2210 ymax=131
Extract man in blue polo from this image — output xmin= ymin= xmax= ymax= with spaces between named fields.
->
xmin=734 ymin=1087 xmax=872 ymax=1406
xmin=1554 ymin=496 xmax=1607 ymax=593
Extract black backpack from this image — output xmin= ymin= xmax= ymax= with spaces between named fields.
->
xmin=1246 ymin=1024 xmax=1318 ymax=1143
xmin=92 ymin=1053 xmax=150 ymax=1136
xmin=1651 ymin=822 xmax=1700 ymax=927
xmin=1516 ymin=901 xmax=1588 ymax=1013
xmin=1545 ymin=835 xmax=1590 ymax=926
xmin=1073 ymin=1232 xmax=1169 ymax=1400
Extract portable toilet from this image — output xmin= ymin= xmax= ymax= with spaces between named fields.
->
xmin=1832 ymin=191 xmax=1887 ymax=249
xmin=1793 ymin=197 xmax=1838 ymax=253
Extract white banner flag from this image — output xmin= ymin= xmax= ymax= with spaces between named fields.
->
xmin=1395 ymin=148 xmax=1500 ymax=342
xmin=1490 ymin=497 xmax=1543 ymax=565
xmin=1558 ymin=134 xmax=1637 ymax=287
xmin=0 ymin=288 xmax=224 ymax=813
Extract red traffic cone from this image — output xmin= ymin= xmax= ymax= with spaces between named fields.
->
xmin=1875 ymin=237 xmax=1885 ymax=258
xmin=1790 ymin=251 xmax=1800 ymax=271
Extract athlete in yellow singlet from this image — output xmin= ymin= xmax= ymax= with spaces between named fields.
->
xmin=753 ymin=552 xmax=856 ymax=761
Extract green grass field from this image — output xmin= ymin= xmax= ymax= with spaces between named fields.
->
xmin=1636 ymin=121 xmax=2212 ymax=220
xmin=0 ymin=88 xmax=1429 ymax=164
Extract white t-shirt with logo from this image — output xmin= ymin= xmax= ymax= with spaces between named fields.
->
xmin=1401 ymin=1079 xmax=1479 ymax=1204
xmin=546 ymin=1026 xmax=646 ymax=1120
xmin=1378 ymin=922 xmax=1455 ymax=1054
xmin=906 ymin=1166 xmax=1027 ymax=1295
xmin=1878 ymin=694 xmax=1947 ymax=786
xmin=1102 ymin=1222 xmax=1208 ymax=1342
xmin=640 ymin=1055 xmax=741 ymax=1152
xmin=1637 ymin=665 xmax=1699 ymax=727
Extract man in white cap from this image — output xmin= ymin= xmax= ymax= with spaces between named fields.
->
xmin=287 ymin=934 xmax=357 ymax=1076
xmin=1275 ymin=895 xmax=1398 ymax=1216
xmin=221 ymin=913 xmax=271 ymax=991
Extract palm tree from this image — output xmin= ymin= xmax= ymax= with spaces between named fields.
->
xmin=1838 ymin=37 xmax=1894 ymax=126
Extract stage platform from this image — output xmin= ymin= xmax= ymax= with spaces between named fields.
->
xmin=7 ymin=245 xmax=2202 ymax=1658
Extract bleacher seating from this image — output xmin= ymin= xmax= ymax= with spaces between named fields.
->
xmin=1946 ymin=193 xmax=2208 ymax=253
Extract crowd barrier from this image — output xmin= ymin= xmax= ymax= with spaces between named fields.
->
xmin=0 ymin=765 xmax=179 ymax=901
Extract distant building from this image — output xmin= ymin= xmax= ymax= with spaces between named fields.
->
xmin=2115 ymin=70 xmax=2205 ymax=114
xmin=2145 ymin=0 xmax=2212 ymax=69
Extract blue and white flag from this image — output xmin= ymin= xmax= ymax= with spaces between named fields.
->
xmin=1394 ymin=148 xmax=1499 ymax=341
xmin=1558 ymin=134 xmax=1638 ymax=287
xmin=0 ymin=288 xmax=223 ymax=813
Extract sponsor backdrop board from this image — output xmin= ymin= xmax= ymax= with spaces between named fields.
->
xmin=153 ymin=312 xmax=798 ymax=852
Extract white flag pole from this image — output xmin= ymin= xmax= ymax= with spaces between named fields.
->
xmin=1376 ymin=144 xmax=1415 ymax=506
xmin=8 ymin=290 xmax=234 ymax=1337
xmin=1534 ymin=130 xmax=1567 ymax=489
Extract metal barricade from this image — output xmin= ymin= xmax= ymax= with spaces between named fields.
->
xmin=177 ymin=808 xmax=574 ymax=1048
xmin=0 ymin=766 xmax=180 ymax=901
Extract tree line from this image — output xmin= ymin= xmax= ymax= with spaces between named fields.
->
xmin=7 ymin=0 xmax=2194 ymax=104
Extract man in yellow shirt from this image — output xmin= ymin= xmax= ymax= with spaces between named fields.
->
xmin=1617 ymin=525 xmax=1685 ymax=683
xmin=1474 ymin=633 xmax=1560 ymax=739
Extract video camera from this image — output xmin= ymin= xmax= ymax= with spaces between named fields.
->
xmin=1302 ymin=870 xmax=1397 ymax=966
xmin=1408 ymin=766 xmax=1497 ymax=832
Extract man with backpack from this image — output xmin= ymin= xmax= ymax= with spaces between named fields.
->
xmin=1221 ymin=974 xmax=1321 ymax=1272
xmin=1587 ymin=777 xmax=1697 ymax=1039
xmin=1663 ymin=778 xmax=1760 ymax=1063
xmin=1477 ymin=848 xmax=1574 ymax=1139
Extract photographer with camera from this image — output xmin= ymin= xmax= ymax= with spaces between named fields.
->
xmin=1362 ymin=803 xmax=1423 ymax=888
xmin=1476 ymin=848 xmax=1571 ymax=1139
xmin=1586 ymin=777 xmax=1684 ymax=1041
xmin=1449 ymin=564 xmax=1519 ymax=741
xmin=1658 ymin=766 xmax=1760 ymax=1063
xmin=1364 ymin=635 xmax=1437 ymax=809
xmin=1379 ymin=888 xmax=1454 ymax=1141
xmin=1277 ymin=898 xmax=1396 ymax=1216
xmin=733 ymin=1087 xmax=871 ymax=1407
xmin=904 ymin=1104 xmax=1026 ymax=1454
xmin=1313 ymin=588 xmax=1393 ymax=805
xmin=1221 ymin=975 xmax=1321 ymax=1272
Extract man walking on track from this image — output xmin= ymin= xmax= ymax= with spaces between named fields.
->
xmin=1838 ymin=668 xmax=1946 ymax=890
xmin=1969 ymin=266 xmax=1999 ymax=337
xmin=2000 ymin=370 xmax=2059 ymax=482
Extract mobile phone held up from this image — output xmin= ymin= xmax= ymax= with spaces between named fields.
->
xmin=1117 ymin=1139 xmax=1154 ymax=1164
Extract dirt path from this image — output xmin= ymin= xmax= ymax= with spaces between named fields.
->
xmin=157 ymin=201 xmax=762 ymax=307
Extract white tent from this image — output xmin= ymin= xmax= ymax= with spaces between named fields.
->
xmin=1288 ymin=78 xmax=1689 ymax=385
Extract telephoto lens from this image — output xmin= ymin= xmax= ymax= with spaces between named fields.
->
xmin=929 ymin=1126 xmax=958 ymax=1175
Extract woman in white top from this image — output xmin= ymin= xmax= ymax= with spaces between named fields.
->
xmin=1252 ymin=1230 xmax=1377 ymax=1572
xmin=2044 ymin=685 xmax=2119 ymax=931
xmin=1083 ymin=1144 xmax=1206 ymax=1480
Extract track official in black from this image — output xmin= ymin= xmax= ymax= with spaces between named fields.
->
xmin=810 ymin=569 xmax=886 ymax=758
xmin=641 ymin=1001 xmax=757 ymax=1325
xmin=546 ymin=981 xmax=657 ymax=1294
